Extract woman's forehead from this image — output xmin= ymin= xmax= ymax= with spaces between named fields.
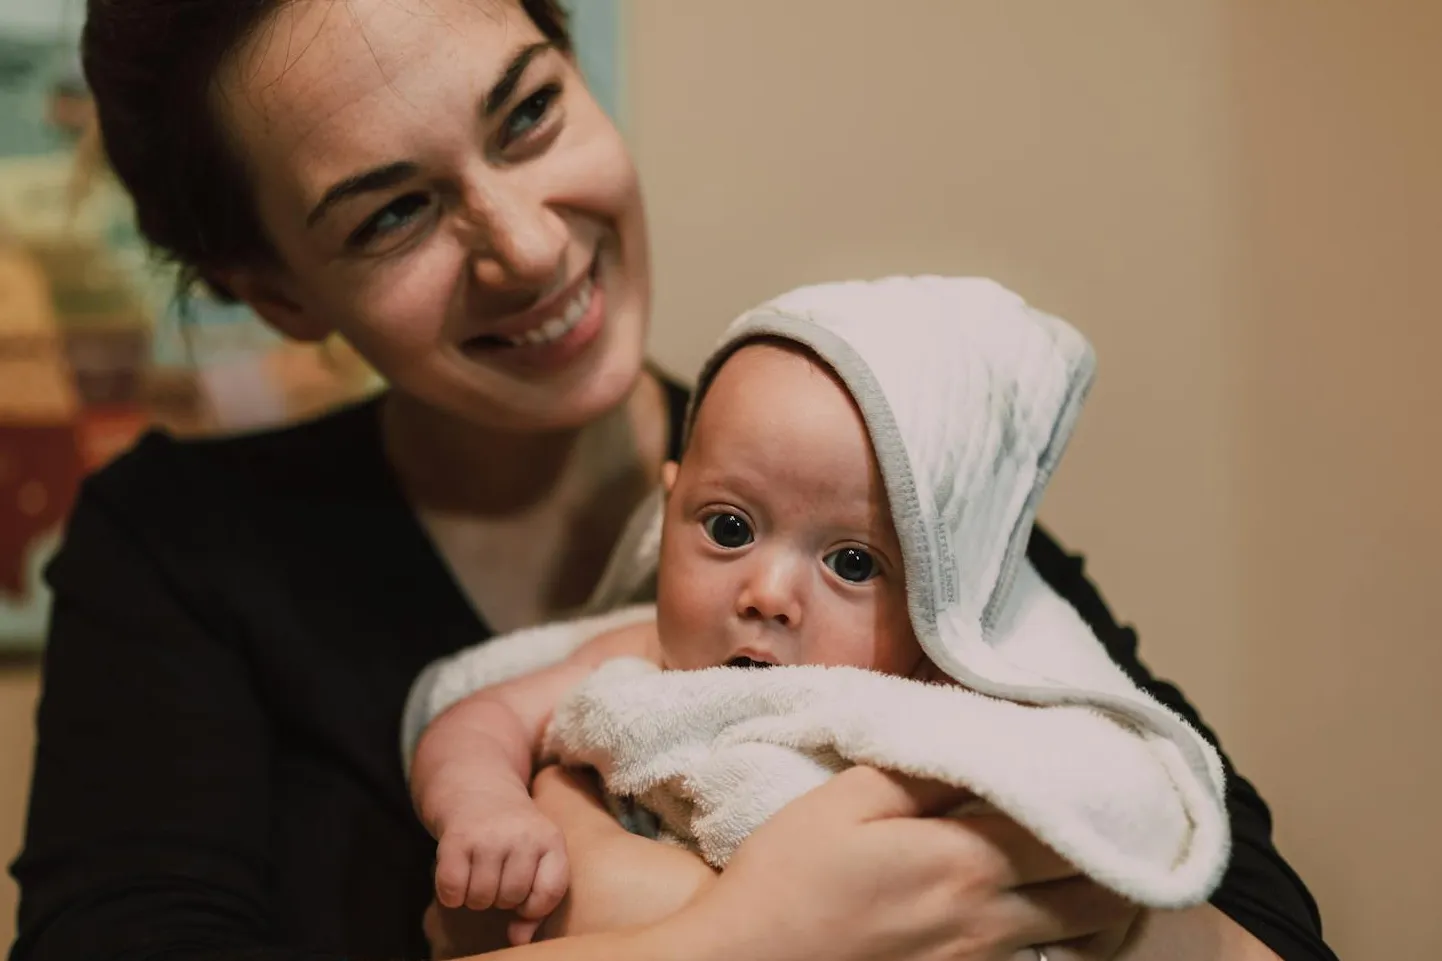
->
xmin=215 ymin=0 xmax=543 ymax=198
xmin=228 ymin=0 xmax=536 ymax=92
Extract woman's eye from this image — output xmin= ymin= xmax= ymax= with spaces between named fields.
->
xmin=349 ymin=193 xmax=432 ymax=249
xmin=502 ymin=85 xmax=559 ymax=145
xmin=703 ymin=513 xmax=754 ymax=549
xmin=825 ymin=547 xmax=877 ymax=583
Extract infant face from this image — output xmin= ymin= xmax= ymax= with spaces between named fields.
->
xmin=655 ymin=341 xmax=927 ymax=678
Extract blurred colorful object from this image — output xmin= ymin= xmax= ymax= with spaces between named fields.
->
xmin=0 ymin=31 xmax=379 ymax=649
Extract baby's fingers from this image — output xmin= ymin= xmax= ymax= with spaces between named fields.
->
xmin=495 ymin=847 xmax=541 ymax=911
xmin=465 ymin=848 xmax=504 ymax=911
xmin=508 ymin=918 xmax=543 ymax=946
xmin=517 ymin=847 xmax=570 ymax=920
xmin=434 ymin=837 xmax=474 ymax=909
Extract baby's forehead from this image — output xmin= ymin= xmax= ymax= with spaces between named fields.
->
xmin=691 ymin=339 xmax=853 ymax=430
xmin=685 ymin=339 xmax=901 ymax=526
xmin=715 ymin=337 xmax=835 ymax=380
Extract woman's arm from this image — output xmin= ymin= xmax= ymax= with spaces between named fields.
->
xmin=1120 ymin=905 xmax=1289 ymax=960
xmin=1027 ymin=526 xmax=1338 ymax=961
xmin=531 ymin=767 xmax=715 ymax=937
xmin=432 ymin=765 xmax=1142 ymax=961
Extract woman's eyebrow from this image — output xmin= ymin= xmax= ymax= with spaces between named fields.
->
xmin=307 ymin=162 xmax=418 ymax=228
xmin=304 ymin=41 xmax=553 ymax=229
xmin=484 ymin=41 xmax=552 ymax=117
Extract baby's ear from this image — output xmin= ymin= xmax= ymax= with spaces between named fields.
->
xmin=662 ymin=460 xmax=679 ymax=494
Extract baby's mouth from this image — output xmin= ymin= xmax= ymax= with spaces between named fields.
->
xmin=725 ymin=656 xmax=774 ymax=669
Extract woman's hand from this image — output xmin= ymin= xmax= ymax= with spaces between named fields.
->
xmin=426 ymin=764 xmax=1140 ymax=961
xmin=531 ymin=765 xmax=717 ymax=938
xmin=662 ymin=765 xmax=1140 ymax=961
xmin=1112 ymin=904 xmax=1282 ymax=961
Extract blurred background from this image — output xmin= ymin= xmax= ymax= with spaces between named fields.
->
xmin=1 ymin=1 xmax=1437 ymax=957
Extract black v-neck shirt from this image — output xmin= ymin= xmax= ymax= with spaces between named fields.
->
xmin=9 ymin=387 xmax=1335 ymax=961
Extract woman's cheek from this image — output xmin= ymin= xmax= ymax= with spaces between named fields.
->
xmin=348 ymin=244 xmax=465 ymax=354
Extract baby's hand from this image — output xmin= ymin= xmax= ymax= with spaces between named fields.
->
xmin=433 ymin=792 xmax=569 ymax=944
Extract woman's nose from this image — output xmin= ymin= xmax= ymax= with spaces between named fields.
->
xmin=457 ymin=175 xmax=569 ymax=289
xmin=736 ymin=554 xmax=804 ymax=628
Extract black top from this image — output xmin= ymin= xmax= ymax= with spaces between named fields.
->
xmin=9 ymin=386 xmax=1336 ymax=961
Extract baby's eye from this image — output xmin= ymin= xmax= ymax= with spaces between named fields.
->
xmin=824 ymin=547 xmax=877 ymax=583
xmin=702 ymin=513 xmax=753 ymax=549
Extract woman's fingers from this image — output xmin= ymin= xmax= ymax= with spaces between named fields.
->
xmin=801 ymin=765 xmax=975 ymax=823
xmin=843 ymin=804 xmax=1079 ymax=892
xmin=802 ymin=768 xmax=1076 ymax=885
xmin=946 ymin=811 xmax=1082 ymax=887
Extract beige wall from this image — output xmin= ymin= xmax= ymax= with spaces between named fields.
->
xmin=1225 ymin=1 xmax=1442 ymax=950
xmin=630 ymin=1 xmax=1440 ymax=957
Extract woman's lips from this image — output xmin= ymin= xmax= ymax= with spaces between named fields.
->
xmin=460 ymin=259 xmax=607 ymax=372
xmin=463 ymin=257 xmax=600 ymax=351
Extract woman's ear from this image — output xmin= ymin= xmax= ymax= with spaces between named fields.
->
xmin=212 ymin=267 xmax=334 ymax=343
xmin=662 ymin=460 xmax=679 ymax=494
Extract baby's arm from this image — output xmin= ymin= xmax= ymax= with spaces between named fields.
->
xmin=409 ymin=622 xmax=657 ymax=931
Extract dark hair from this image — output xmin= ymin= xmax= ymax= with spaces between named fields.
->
xmin=81 ymin=0 xmax=573 ymax=300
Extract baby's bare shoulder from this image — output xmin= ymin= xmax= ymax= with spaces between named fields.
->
xmin=568 ymin=618 xmax=661 ymax=669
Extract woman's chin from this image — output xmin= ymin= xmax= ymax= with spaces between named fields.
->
xmin=422 ymin=357 xmax=648 ymax=436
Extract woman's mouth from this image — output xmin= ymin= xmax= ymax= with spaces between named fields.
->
xmin=489 ymin=276 xmax=594 ymax=348
xmin=461 ymin=259 xmax=607 ymax=369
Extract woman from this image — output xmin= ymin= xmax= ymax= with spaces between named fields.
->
xmin=9 ymin=1 xmax=1334 ymax=959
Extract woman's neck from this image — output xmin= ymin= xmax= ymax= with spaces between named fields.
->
xmin=379 ymin=372 xmax=670 ymax=629
xmin=380 ymin=372 xmax=668 ymax=519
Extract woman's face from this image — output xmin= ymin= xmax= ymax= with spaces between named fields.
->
xmin=215 ymin=0 xmax=650 ymax=432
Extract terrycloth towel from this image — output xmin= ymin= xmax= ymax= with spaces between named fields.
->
xmin=402 ymin=276 xmax=1231 ymax=908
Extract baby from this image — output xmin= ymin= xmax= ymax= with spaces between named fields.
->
xmin=409 ymin=335 xmax=930 ymax=941
xmin=405 ymin=276 xmax=1230 ymax=946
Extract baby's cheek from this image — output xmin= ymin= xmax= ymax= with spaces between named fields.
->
xmin=656 ymin=625 xmax=725 ymax=672
xmin=872 ymin=620 xmax=928 ymax=678
xmin=655 ymin=599 xmax=712 ymax=671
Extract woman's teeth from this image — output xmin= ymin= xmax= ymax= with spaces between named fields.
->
xmin=504 ymin=278 xmax=593 ymax=347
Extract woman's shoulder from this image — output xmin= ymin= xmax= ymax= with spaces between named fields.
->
xmin=60 ymin=395 xmax=394 ymax=596
xmin=48 ymin=395 xmax=398 ymax=631
xmin=88 ymin=394 xmax=387 ymax=515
